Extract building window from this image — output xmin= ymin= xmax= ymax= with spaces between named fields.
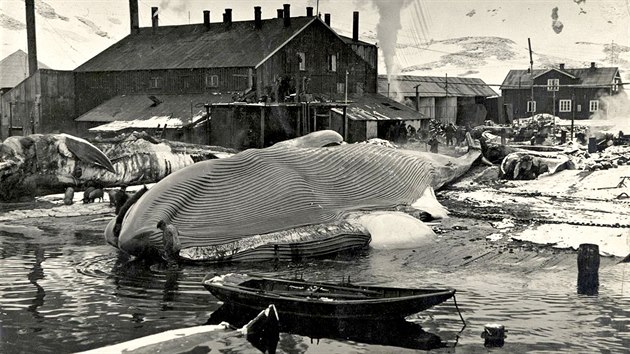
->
xmin=297 ymin=52 xmax=306 ymax=71
xmin=612 ymin=79 xmax=620 ymax=92
xmin=180 ymin=76 xmax=192 ymax=89
xmin=205 ymin=74 xmax=219 ymax=88
xmin=559 ymin=99 xmax=572 ymax=112
xmin=337 ymin=82 xmax=345 ymax=94
xmin=327 ymin=53 xmax=337 ymax=72
xmin=547 ymin=79 xmax=559 ymax=91
xmin=589 ymin=100 xmax=599 ymax=112
xmin=527 ymin=100 xmax=536 ymax=113
xmin=149 ymin=77 xmax=162 ymax=89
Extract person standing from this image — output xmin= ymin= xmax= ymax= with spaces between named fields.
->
xmin=157 ymin=220 xmax=181 ymax=265
xmin=428 ymin=136 xmax=440 ymax=153
xmin=445 ymin=123 xmax=456 ymax=146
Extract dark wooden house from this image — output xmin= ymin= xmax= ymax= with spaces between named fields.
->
xmin=500 ymin=63 xmax=623 ymax=120
xmin=73 ymin=4 xmax=377 ymax=138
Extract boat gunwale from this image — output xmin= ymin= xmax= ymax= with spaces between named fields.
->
xmin=202 ymin=275 xmax=456 ymax=305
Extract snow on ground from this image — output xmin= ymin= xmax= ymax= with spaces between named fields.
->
xmin=443 ymin=165 xmax=630 ymax=257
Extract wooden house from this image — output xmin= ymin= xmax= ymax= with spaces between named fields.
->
xmin=500 ymin=63 xmax=623 ymax=120
xmin=73 ymin=4 xmax=378 ymax=139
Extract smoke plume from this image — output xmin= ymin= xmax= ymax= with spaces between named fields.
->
xmin=590 ymin=91 xmax=630 ymax=133
xmin=371 ymin=0 xmax=413 ymax=101
xmin=158 ymin=0 xmax=187 ymax=14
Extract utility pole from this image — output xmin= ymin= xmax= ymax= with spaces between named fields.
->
xmin=611 ymin=40 xmax=615 ymax=65
xmin=571 ymin=93 xmax=575 ymax=141
xmin=528 ymin=38 xmax=534 ymax=113
xmin=345 ymin=70 xmax=349 ymax=104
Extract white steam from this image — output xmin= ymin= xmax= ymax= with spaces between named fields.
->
xmin=158 ymin=0 xmax=187 ymax=14
xmin=590 ymin=91 xmax=630 ymax=133
xmin=371 ymin=0 xmax=413 ymax=102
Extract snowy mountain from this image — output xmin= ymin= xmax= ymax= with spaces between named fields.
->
xmin=1 ymin=0 xmax=628 ymax=94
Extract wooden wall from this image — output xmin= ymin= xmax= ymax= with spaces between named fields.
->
xmin=74 ymin=67 xmax=252 ymax=118
xmin=256 ymin=20 xmax=377 ymax=101
xmin=0 ymin=70 xmax=75 ymax=139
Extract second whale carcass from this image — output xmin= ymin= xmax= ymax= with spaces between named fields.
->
xmin=106 ymin=131 xmax=481 ymax=262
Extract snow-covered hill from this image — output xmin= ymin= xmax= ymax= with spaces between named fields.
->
xmin=1 ymin=0 xmax=628 ymax=93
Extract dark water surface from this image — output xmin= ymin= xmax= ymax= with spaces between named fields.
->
xmin=1 ymin=212 xmax=629 ymax=353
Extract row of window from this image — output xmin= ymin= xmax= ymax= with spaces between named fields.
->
xmin=149 ymin=75 xmax=220 ymax=89
xmin=526 ymin=99 xmax=599 ymax=113
xmin=547 ymin=78 xmax=619 ymax=92
xmin=296 ymin=52 xmax=338 ymax=72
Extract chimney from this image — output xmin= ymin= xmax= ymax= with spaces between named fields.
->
xmin=283 ymin=4 xmax=291 ymax=27
xmin=306 ymin=7 xmax=313 ymax=17
xmin=254 ymin=6 xmax=262 ymax=29
xmin=151 ymin=7 xmax=158 ymax=33
xmin=129 ymin=0 xmax=139 ymax=33
xmin=224 ymin=8 xmax=232 ymax=26
xmin=277 ymin=9 xmax=284 ymax=19
xmin=559 ymin=63 xmax=565 ymax=70
xmin=203 ymin=10 xmax=210 ymax=30
xmin=25 ymin=0 xmax=37 ymax=76
xmin=352 ymin=11 xmax=359 ymax=41
xmin=324 ymin=13 xmax=330 ymax=26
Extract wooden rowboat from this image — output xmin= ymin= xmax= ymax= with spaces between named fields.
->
xmin=202 ymin=274 xmax=456 ymax=321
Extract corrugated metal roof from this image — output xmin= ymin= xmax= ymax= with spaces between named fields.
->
xmin=74 ymin=17 xmax=316 ymax=72
xmin=75 ymin=93 xmax=235 ymax=123
xmin=332 ymin=93 xmax=427 ymax=121
xmin=500 ymin=67 xmax=620 ymax=89
xmin=0 ymin=50 xmax=49 ymax=88
xmin=377 ymin=75 xmax=497 ymax=98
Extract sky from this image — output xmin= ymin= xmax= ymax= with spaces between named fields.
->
xmin=1 ymin=0 xmax=629 ymax=88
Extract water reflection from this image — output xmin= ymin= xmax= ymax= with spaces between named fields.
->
xmin=207 ymin=304 xmax=447 ymax=351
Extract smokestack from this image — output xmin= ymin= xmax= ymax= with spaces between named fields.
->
xmin=151 ymin=7 xmax=158 ymax=34
xmin=25 ymin=0 xmax=37 ymax=76
xmin=277 ymin=9 xmax=284 ymax=18
xmin=224 ymin=9 xmax=232 ymax=26
xmin=559 ymin=63 xmax=565 ymax=70
xmin=352 ymin=11 xmax=359 ymax=41
xmin=306 ymin=7 xmax=313 ymax=17
xmin=203 ymin=10 xmax=210 ymax=27
xmin=254 ymin=6 xmax=262 ymax=29
xmin=129 ymin=0 xmax=139 ymax=33
xmin=324 ymin=13 xmax=330 ymax=26
xmin=203 ymin=10 xmax=210 ymax=30
xmin=283 ymin=4 xmax=291 ymax=27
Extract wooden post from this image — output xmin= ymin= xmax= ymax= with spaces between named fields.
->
xmin=343 ymin=106 xmax=348 ymax=142
xmin=577 ymin=243 xmax=599 ymax=295
xmin=260 ymin=106 xmax=265 ymax=148
xmin=328 ymin=109 xmax=332 ymax=130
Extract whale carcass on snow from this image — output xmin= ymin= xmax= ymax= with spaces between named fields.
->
xmin=106 ymin=130 xmax=484 ymax=262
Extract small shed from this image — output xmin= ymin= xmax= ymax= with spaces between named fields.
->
xmin=331 ymin=93 xmax=428 ymax=143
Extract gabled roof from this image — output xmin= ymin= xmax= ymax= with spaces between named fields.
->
xmin=532 ymin=68 xmax=577 ymax=80
xmin=75 ymin=93 xmax=235 ymax=123
xmin=378 ymin=75 xmax=497 ymax=98
xmin=332 ymin=93 xmax=426 ymax=121
xmin=75 ymin=17 xmax=317 ymax=72
xmin=501 ymin=66 xmax=620 ymax=89
xmin=0 ymin=50 xmax=49 ymax=88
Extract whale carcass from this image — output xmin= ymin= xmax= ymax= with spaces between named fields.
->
xmin=0 ymin=132 xmax=234 ymax=201
xmin=106 ymin=131 xmax=484 ymax=262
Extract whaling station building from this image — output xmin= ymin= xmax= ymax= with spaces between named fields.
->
xmin=500 ymin=63 xmax=623 ymax=120
xmin=1 ymin=2 xmax=431 ymax=147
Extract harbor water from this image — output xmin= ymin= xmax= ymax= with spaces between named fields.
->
xmin=0 ymin=208 xmax=629 ymax=353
